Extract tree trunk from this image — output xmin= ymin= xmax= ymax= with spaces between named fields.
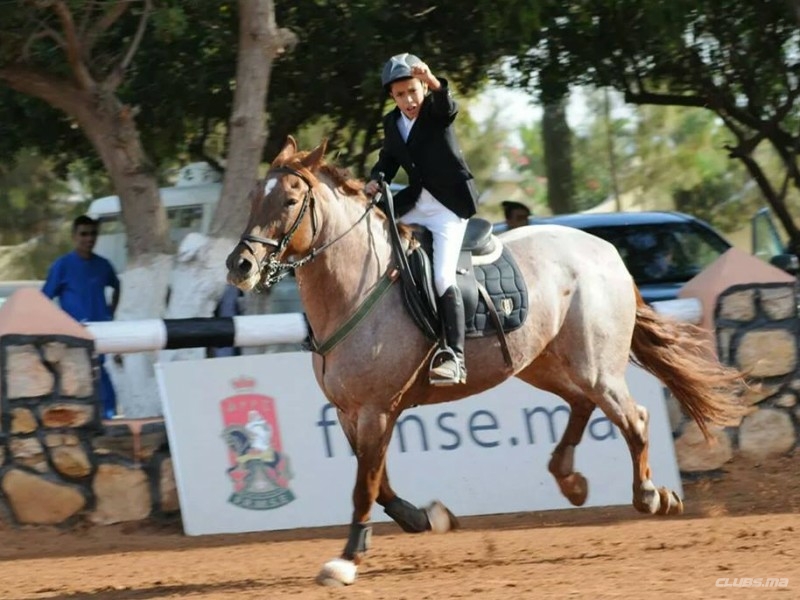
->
xmin=159 ymin=0 xmax=293 ymax=394
xmin=542 ymin=98 xmax=576 ymax=214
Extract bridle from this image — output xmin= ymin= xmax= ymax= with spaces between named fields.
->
xmin=237 ymin=166 xmax=377 ymax=288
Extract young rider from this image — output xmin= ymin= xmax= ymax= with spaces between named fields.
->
xmin=365 ymin=54 xmax=479 ymax=385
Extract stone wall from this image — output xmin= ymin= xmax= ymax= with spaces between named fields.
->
xmin=672 ymin=282 xmax=799 ymax=474
xmin=0 ymin=334 xmax=177 ymax=527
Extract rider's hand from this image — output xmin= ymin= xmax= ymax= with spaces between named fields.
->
xmin=411 ymin=63 xmax=441 ymax=90
xmin=365 ymin=180 xmax=380 ymax=197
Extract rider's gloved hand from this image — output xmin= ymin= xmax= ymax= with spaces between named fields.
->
xmin=364 ymin=180 xmax=380 ymax=197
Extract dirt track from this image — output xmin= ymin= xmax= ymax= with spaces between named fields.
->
xmin=1 ymin=455 xmax=798 ymax=600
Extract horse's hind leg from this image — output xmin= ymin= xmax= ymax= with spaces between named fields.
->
xmin=592 ymin=377 xmax=683 ymax=516
xmin=516 ymin=367 xmax=593 ymax=506
xmin=547 ymin=396 xmax=592 ymax=506
xmin=519 ymin=359 xmax=682 ymax=516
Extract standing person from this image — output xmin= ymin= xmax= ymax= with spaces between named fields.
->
xmin=43 ymin=215 xmax=121 ymax=418
xmin=364 ymin=53 xmax=479 ymax=386
xmin=502 ymin=200 xmax=532 ymax=230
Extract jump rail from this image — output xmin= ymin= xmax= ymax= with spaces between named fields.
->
xmin=85 ymin=313 xmax=308 ymax=354
xmin=84 ymin=297 xmax=700 ymax=355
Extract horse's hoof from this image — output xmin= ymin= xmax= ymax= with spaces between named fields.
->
xmin=560 ymin=472 xmax=588 ymax=506
xmin=633 ymin=480 xmax=660 ymax=514
xmin=657 ymin=487 xmax=684 ymax=516
xmin=315 ymin=558 xmax=357 ymax=586
xmin=426 ymin=501 xmax=459 ymax=533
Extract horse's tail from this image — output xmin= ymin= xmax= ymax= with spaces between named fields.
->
xmin=629 ymin=286 xmax=749 ymax=441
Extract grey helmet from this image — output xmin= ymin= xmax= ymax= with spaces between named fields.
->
xmin=381 ymin=53 xmax=423 ymax=88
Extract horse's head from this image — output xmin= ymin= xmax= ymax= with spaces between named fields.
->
xmin=226 ymin=136 xmax=329 ymax=291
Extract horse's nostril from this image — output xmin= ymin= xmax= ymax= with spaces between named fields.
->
xmin=237 ymin=257 xmax=252 ymax=274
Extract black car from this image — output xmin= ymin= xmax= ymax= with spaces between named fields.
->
xmin=493 ymin=211 xmax=733 ymax=304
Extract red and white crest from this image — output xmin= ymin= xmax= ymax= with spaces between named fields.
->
xmin=220 ymin=376 xmax=294 ymax=510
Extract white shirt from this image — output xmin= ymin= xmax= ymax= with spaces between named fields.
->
xmin=398 ymin=113 xmax=416 ymax=142
xmin=395 ymin=113 xmax=443 ymax=208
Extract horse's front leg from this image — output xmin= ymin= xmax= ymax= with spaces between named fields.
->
xmin=316 ymin=407 xmax=396 ymax=587
xmin=334 ymin=407 xmax=458 ymax=532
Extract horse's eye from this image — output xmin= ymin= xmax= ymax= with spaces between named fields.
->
xmin=284 ymin=197 xmax=299 ymax=207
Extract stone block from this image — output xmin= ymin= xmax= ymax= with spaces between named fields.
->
xmin=40 ymin=403 xmax=94 ymax=429
xmin=9 ymin=436 xmax=47 ymax=472
xmin=53 ymin=345 xmax=93 ymax=398
xmin=52 ymin=445 xmax=92 ymax=479
xmin=90 ymin=462 xmax=151 ymax=525
xmin=735 ymin=329 xmax=796 ymax=378
xmin=10 ymin=407 xmax=37 ymax=434
xmin=43 ymin=432 xmax=80 ymax=447
xmin=774 ymin=393 xmax=797 ymax=408
xmin=673 ymin=421 xmax=733 ymax=472
xmin=718 ymin=289 xmax=756 ymax=321
xmin=738 ymin=408 xmax=796 ymax=460
xmin=1 ymin=468 xmax=85 ymax=525
xmin=4 ymin=344 xmax=54 ymax=399
xmin=760 ymin=286 xmax=796 ymax=321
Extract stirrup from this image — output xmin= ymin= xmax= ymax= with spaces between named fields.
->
xmin=429 ymin=347 xmax=466 ymax=386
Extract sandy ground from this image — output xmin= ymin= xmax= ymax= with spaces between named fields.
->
xmin=0 ymin=454 xmax=798 ymax=600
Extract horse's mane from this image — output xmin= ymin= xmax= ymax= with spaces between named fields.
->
xmin=275 ymin=151 xmax=365 ymax=199
xmin=274 ymin=147 xmax=415 ymax=242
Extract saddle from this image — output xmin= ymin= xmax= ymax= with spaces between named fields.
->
xmin=404 ymin=219 xmax=529 ymax=348
xmin=374 ymin=179 xmax=528 ymax=367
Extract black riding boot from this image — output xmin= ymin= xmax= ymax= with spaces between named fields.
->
xmin=430 ymin=285 xmax=466 ymax=385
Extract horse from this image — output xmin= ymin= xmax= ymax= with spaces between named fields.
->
xmin=225 ymin=136 xmax=747 ymax=586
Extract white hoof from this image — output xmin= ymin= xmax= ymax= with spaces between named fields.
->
xmin=315 ymin=558 xmax=358 ymax=586
xmin=426 ymin=500 xmax=457 ymax=534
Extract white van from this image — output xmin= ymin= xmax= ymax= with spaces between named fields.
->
xmin=88 ymin=163 xmax=223 ymax=272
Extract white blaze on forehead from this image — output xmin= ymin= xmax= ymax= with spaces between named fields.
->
xmin=263 ymin=177 xmax=278 ymax=195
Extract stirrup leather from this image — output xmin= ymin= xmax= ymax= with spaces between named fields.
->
xmin=429 ymin=347 xmax=466 ymax=386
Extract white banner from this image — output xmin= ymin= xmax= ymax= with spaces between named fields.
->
xmin=156 ymin=353 xmax=681 ymax=536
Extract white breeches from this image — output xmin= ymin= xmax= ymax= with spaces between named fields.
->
xmin=399 ymin=190 xmax=468 ymax=296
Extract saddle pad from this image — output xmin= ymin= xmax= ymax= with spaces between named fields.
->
xmin=465 ymin=246 xmax=528 ymax=337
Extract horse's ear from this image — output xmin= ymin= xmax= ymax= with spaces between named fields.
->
xmin=302 ymin=138 xmax=328 ymax=170
xmin=273 ymin=135 xmax=298 ymax=164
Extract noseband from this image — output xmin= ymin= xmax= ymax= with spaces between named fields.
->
xmin=237 ymin=166 xmax=376 ymax=288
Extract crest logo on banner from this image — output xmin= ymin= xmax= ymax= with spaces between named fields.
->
xmin=220 ymin=376 xmax=295 ymax=510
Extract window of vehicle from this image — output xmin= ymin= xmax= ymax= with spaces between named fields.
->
xmin=582 ymin=223 xmax=730 ymax=285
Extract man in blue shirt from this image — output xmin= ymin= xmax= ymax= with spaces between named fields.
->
xmin=43 ymin=215 xmax=121 ymax=418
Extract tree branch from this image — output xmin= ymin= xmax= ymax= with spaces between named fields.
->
xmin=50 ymin=0 xmax=95 ymax=89
xmin=104 ymin=0 xmax=151 ymax=92
xmin=0 ymin=64 xmax=86 ymax=116
xmin=84 ymin=0 xmax=129 ymax=56
xmin=77 ymin=0 xmax=97 ymax=38
xmin=21 ymin=29 xmax=63 ymax=61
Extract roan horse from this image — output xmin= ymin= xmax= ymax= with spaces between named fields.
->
xmin=226 ymin=137 xmax=747 ymax=586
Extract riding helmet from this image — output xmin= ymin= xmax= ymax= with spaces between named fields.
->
xmin=381 ymin=53 xmax=423 ymax=88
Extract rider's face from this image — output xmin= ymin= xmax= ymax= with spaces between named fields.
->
xmin=389 ymin=78 xmax=427 ymax=120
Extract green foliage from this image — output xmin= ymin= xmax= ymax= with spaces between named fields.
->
xmin=0 ymin=150 xmax=76 ymax=244
xmin=0 ymin=0 xmax=540 ymax=177
xmin=504 ymin=0 xmax=800 ymax=245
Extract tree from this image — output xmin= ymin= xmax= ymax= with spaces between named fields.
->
xmin=0 ymin=1 xmax=172 ymax=262
xmin=507 ymin=0 xmax=800 ymax=252
xmin=0 ymin=1 xmax=294 ymax=416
